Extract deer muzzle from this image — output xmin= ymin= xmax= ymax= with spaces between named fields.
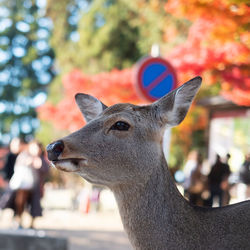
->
xmin=46 ymin=140 xmax=64 ymax=161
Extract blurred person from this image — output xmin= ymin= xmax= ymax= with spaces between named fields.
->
xmin=2 ymin=138 xmax=24 ymax=181
xmin=90 ymin=186 xmax=102 ymax=212
xmin=29 ymin=142 xmax=49 ymax=228
xmin=0 ymin=139 xmax=25 ymax=218
xmin=77 ymin=187 xmax=91 ymax=214
xmin=221 ymin=153 xmax=231 ymax=206
xmin=187 ymin=154 xmax=207 ymax=206
xmin=237 ymin=153 xmax=250 ymax=201
xmin=207 ymin=154 xmax=231 ymax=207
xmin=183 ymin=150 xmax=199 ymax=194
xmin=8 ymin=140 xmax=40 ymax=228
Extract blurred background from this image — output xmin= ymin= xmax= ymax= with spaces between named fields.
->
xmin=0 ymin=0 xmax=249 ymax=249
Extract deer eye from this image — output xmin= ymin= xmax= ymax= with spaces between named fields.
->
xmin=110 ymin=121 xmax=130 ymax=131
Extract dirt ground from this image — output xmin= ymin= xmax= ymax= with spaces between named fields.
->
xmin=0 ymin=209 xmax=133 ymax=250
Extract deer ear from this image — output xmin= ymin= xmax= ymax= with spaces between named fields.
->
xmin=75 ymin=93 xmax=108 ymax=122
xmin=151 ymin=76 xmax=202 ymax=127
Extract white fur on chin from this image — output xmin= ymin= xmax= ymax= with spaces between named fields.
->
xmin=54 ymin=160 xmax=79 ymax=172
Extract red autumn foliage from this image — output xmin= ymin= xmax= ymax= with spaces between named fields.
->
xmin=39 ymin=1 xmax=249 ymax=133
xmin=38 ymin=65 xmax=205 ymax=134
xmin=165 ymin=0 xmax=250 ymax=106
xmin=38 ymin=69 xmax=143 ymax=131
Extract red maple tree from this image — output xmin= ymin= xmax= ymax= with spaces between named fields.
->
xmin=39 ymin=1 xmax=249 ymax=133
xmin=38 ymin=69 xmax=142 ymax=131
xmin=165 ymin=0 xmax=250 ymax=105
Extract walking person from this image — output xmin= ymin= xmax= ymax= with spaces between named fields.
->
xmin=221 ymin=153 xmax=231 ymax=206
xmin=9 ymin=141 xmax=39 ymax=228
xmin=29 ymin=142 xmax=49 ymax=228
xmin=187 ymin=154 xmax=207 ymax=206
xmin=0 ymin=139 xmax=25 ymax=219
xmin=183 ymin=150 xmax=199 ymax=197
xmin=207 ymin=154 xmax=231 ymax=207
xmin=2 ymin=138 xmax=24 ymax=182
xmin=237 ymin=153 xmax=250 ymax=202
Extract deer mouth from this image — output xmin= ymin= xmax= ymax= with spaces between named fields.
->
xmin=51 ymin=158 xmax=87 ymax=172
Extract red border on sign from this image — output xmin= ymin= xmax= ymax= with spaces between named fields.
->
xmin=134 ymin=56 xmax=178 ymax=102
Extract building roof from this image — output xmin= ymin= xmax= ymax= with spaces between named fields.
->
xmin=197 ymin=96 xmax=235 ymax=108
xmin=197 ymin=96 xmax=250 ymax=118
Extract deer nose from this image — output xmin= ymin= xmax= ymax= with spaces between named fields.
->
xmin=46 ymin=140 xmax=64 ymax=161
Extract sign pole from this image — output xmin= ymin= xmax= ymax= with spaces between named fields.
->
xmin=134 ymin=44 xmax=177 ymax=162
xmin=151 ymin=43 xmax=160 ymax=58
xmin=151 ymin=44 xmax=171 ymax=162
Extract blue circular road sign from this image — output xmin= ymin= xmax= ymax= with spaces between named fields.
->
xmin=134 ymin=57 xmax=177 ymax=101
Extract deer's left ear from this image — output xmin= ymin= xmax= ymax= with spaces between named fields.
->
xmin=75 ymin=93 xmax=108 ymax=122
xmin=151 ymin=76 xmax=202 ymax=127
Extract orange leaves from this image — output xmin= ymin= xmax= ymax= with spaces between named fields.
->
xmin=62 ymin=68 xmax=143 ymax=106
xmin=38 ymin=68 xmax=144 ymax=132
xmin=39 ymin=0 xmax=250 ymax=135
xmin=38 ymin=96 xmax=85 ymax=132
xmin=221 ymin=66 xmax=250 ymax=106
xmin=166 ymin=0 xmax=250 ymax=106
xmin=165 ymin=0 xmax=249 ymax=27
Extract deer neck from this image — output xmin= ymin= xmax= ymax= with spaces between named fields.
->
xmin=112 ymin=154 xmax=199 ymax=249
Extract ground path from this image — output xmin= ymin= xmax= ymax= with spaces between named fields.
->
xmin=0 ymin=209 xmax=132 ymax=250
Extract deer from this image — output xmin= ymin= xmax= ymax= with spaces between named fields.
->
xmin=47 ymin=77 xmax=250 ymax=250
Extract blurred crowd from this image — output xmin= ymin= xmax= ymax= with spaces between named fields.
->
xmin=182 ymin=151 xmax=250 ymax=207
xmin=0 ymin=138 xmax=49 ymax=229
xmin=0 ymin=137 xmax=250 ymax=230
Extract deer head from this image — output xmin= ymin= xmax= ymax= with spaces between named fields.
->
xmin=47 ymin=77 xmax=201 ymax=188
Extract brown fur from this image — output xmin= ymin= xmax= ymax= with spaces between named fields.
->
xmin=47 ymin=77 xmax=250 ymax=250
